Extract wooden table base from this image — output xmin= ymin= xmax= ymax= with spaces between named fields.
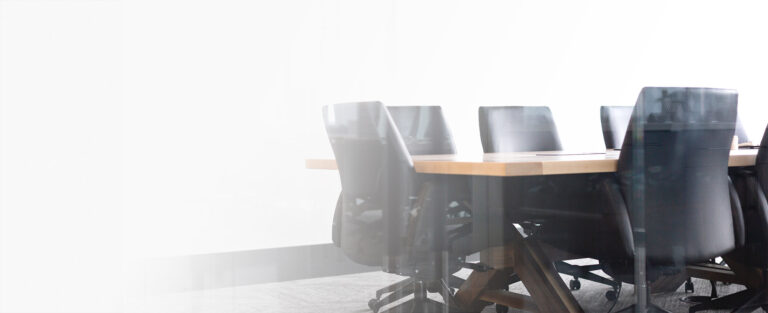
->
xmin=687 ymin=255 xmax=765 ymax=290
xmin=454 ymin=230 xmax=584 ymax=313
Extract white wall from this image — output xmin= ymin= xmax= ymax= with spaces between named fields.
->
xmin=1 ymin=1 xmax=123 ymax=312
xmin=117 ymin=0 xmax=768 ymax=257
xmin=2 ymin=0 xmax=768 ymax=311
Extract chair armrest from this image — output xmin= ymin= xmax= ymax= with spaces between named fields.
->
xmin=596 ymin=175 xmax=635 ymax=259
xmin=728 ymin=177 xmax=746 ymax=247
xmin=332 ymin=192 xmax=343 ymax=247
xmin=753 ymin=180 xmax=768 ymax=247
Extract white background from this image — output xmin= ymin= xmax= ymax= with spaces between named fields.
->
xmin=2 ymin=0 xmax=768 ymax=312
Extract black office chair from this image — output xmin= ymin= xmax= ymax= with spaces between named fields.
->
xmin=680 ymin=115 xmax=752 ymax=303
xmin=331 ymin=106 xmax=459 ymax=247
xmin=387 ymin=106 xmax=457 ymax=156
xmin=377 ymin=106 xmax=474 ymax=311
xmin=478 ymin=106 xmax=567 ymax=228
xmin=478 ymin=106 xmax=562 ymax=153
xmin=600 ymin=106 xmax=633 ymax=150
xmin=324 ymin=102 xmax=475 ymax=313
xmin=601 ymin=105 xmax=749 ymax=301
xmin=689 ymin=125 xmax=768 ymax=313
xmin=594 ymin=87 xmax=739 ymax=312
xmin=478 ymin=106 xmax=621 ymax=308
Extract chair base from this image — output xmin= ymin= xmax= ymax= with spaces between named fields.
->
xmin=680 ymin=279 xmax=718 ymax=304
xmin=614 ymin=303 xmax=673 ymax=313
xmin=679 ymin=295 xmax=714 ymax=304
xmin=555 ymin=260 xmax=621 ymax=299
xmin=378 ymin=297 xmax=446 ymax=313
xmin=370 ymin=276 xmax=466 ymax=313
xmin=613 ymin=283 xmax=671 ymax=313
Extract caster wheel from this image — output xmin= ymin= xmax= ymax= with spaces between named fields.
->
xmin=605 ymin=290 xmax=618 ymax=301
xmin=685 ymin=280 xmax=695 ymax=293
xmin=569 ymin=279 xmax=581 ymax=291
xmin=495 ymin=304 xmax=509 ymax=313
xmin=368 ymin=299 xmax=379 ymax=313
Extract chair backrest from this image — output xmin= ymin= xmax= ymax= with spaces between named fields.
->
xmin=756 ymin=126 xmax=768 ymax=199
xmin=617 ymin=87 xmax=737 ymax=263
xmin=736 ymin=125 xmax=768 ymax=264
xmin=478 ymin=106 xmax=562 ymax=153
xmin=600 ymin=106 xmax=633 ymax=150
xmin=387 ymin=106 xmax=456 ymax=155
xmin=323 ymin=101 xmax=416 ymax=266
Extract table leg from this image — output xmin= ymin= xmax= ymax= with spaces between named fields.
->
xmin=454 ymin=269 xmax=509 ymax=312
xmin=511 ymin=229 xmax=584 ymax=313
xmin=470 ymin=176 xmax=490 ymax=254
xmin=458 ymin=176 xmax=583 ymax=313
xmin=454 ymin=231 xmax=583 ymax=313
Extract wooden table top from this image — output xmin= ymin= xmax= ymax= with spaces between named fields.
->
xmin=306 ymin=149 xmax=759 ymax=177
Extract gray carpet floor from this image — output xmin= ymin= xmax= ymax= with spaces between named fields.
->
xmin=126 ymin=264 xmax=750 ymax=313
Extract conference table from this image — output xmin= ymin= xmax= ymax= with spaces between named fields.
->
xmin=306 ymin=149 xmax=759 ymax=313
